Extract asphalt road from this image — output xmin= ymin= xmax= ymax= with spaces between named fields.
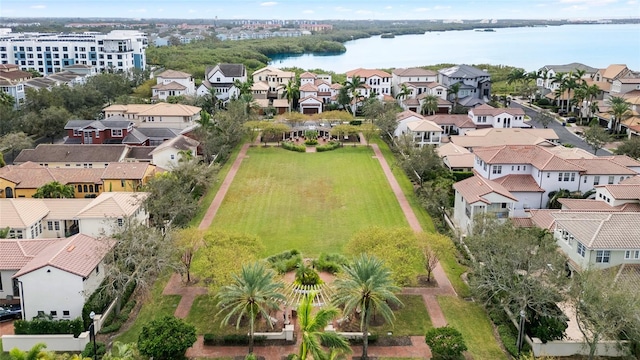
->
xmin=510 ymin=101 xmax=611 ymax=155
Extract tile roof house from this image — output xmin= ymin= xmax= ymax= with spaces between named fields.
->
xmin=394 ymin=110 xmax=442 ymax=146
xmin=449 ymin=128 xmax=559 ymax=149
xmin=14 ymin=144 xmax=129 ymax=168
xmin=453 ymin=173 xmax=518 ymax=234
xmin=0 ymin=64 xmax=32 ymax=108
xmin=0 ymin=192 xmax=148 ymax=240
xmin=467 ymin=104 xmax=527 ymax=129
xmin=152 ymin=69 xmax=195 ymax=101
xmin=436 ymin=143 xmax=474 ymax=171
xmin=196 ymin=63 xmax=247 ymax=101
xmin=149 ymin=135 xmax=199 ymax=169
xmin=391 ymin=68 xmax=440 ymax=106
xmin=103 ymin=103 xmax=201 ymax=130
xmin=251 ymin=66 xmax=295 ymax=99
xmin=536 ymin=62 xmax=597 ymax=95
xmin=11 ymin=234 xmax=115 ymax=320
xmin=346 ymin=68 xmax=392 ymax=100
xmin=552 ymin=212 xmax=640 ymax=270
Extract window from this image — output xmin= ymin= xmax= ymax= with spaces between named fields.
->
xmin=78 ymin=185 xmax=83 ymax=193
xmin=117 ymin=218 xmax=124 ymax=227
xmin=62 ymin=311 xmax=70 ymax=318
xmin=95 ymin=265 xmax=99 ymax=274
xmin=577 ymin=242 xmax=586 ymax=257
xmin=608 ymin=176 xmax=614 ymax=184
xmin=595 ymin=250 xmax=610 ymax=263
xmin=121 ymin=180 xmax=126 ymax=187
xmin=83 ymin=185 xmax=88 ymax=193
xmin=50 ymin=311 xmax=57 ymax=317
xmin=0 ymin=276 xmax=2 ymax=291
xmin=47 ymin=221 xmax=54 ymax=231
xmin=624 ymin=250 xmax=640 ymax=259
xmin=625 ymin=250 xmax=632 ymax=259
xmin=111 ymin=129 xmax=123 ymax=137
xmin=593 ymin=176 xmax=600 ymax=185
xmin=54 ymin=222 xmax=60 ymax=231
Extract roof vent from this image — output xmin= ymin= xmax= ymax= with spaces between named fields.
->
xmin=67 ymin=245 xmax=76 ymax=252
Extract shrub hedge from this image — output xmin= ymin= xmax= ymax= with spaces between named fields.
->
xmin=282 ymin=141 xmax=306 ymax=152
xmin=14 ymin=318 xmax=84 ymax=337
xmin=312 ymin=253 xmax=348 ymax=274
xmin=316 ymin=141 xmax=340 ymax=152
xmin=82 ymin=341 xmax=106 ymax=358
xmin=304 ymin=139 xmax=318 ymax=145
xmin=267 ymin=249 xmax=302 ymax=274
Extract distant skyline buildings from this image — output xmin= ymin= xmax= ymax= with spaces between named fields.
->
xmin=1 ymin=0 xmax=639 ymax=21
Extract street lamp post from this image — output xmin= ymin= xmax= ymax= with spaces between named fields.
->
xmin=89 ymin=311 xmax=97 ymax=360
xmin=516 ymin=309 xmax=526 ymax=356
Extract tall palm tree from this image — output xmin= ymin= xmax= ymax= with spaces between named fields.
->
xmin=234 ymin=78 xmax=254 ymax=97
xmin=607 ymin=96 xmax=631 ymax=134
xmin=216 ymin=262 xmax=286 ymax=355
xmin=33 ymin=181 xmax=75 ymax=198
xmin=103 ymin=341 xmax=141 ymax=360
xmin=573 ymin=86 xmax=588 ymax=124
xmin=332 ymin=254 xmax=402 ymax=359
xmin=282 ymin=79 xmax=300 ymax=112
xmin=447 ymin=82 xmax=461 ymax=110
xmin=585 ymin=84 xmax=601 ymax=121
xmin=562 ymin=72 xmax=579 ymax=114
xmin=420 ymin=95 xmax=439 ymax=116
xmin=506 ymin=68 xmax=526 ymax=95
xmin=395 ymin=83 xmax=411 ymax=101
xmin=550 ymin=72 xmax=567 ymax=112
xmin=344 ymin=75 xmax=366 ymax=115
xmin=294 ymin=292 xmax=351 ymax=360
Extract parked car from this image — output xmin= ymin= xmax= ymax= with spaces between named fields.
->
xmin=566 ymin=117 xmax=577 ymax=123
xmin=558 ymin=109 xmax=568 ymax=116
xmin=0 ymin=305 xmax=22 ymax=322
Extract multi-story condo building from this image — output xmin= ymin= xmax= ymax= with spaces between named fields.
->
xmin=0 ymin=29 xmax=147 ymax=75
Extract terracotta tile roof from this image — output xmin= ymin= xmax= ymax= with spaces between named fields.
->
xmin=14 ymin=144 xmax=128 ymax=164
xmin=392 ymin=68 xmax=437 ymax=77
xmin=450 ymin=128 xmax=558 ymax=148
xmin=299 ymin=71 xmax=317 ymax=79
xmin=101 ymin=162 xmax=153 ymax=180
xmin=75 ymin=192 xmax=147 ymax=219
xmin=157 ymin=69 xmax=192 ymax=78
xmin=493 ymin=174 xmax=545 ymax=192
xmin=0 ymin=163 xmax=104 ymax=188
xmin=558 ymin=198 xmax=640 ymax=212
xmin=0 ymin=199 xmax=50 ymax=228
xmin=299 ymin=83 xmax=318 ymax=92
xmin=528 ymin=209 xmax=559 ymax=230
xmin=546 ymin=146 xmax=595 ymax=159
xmin=437 ymin=142 xmax=471 ymax=157
xmin=453 ymin=174 xmax=518 ymax=205
xmin=403 ymin=98 xmax=420 ymax=106
xmin=0 ymin=69 xmax=32 ymax=81
xmin=272 ymin=99 xmax=290 ymax=108
xmin=136 ymin=103 xmax=200 ymax=117
xmin=443 ymin=153 xmax=475 ymax=169
xmin=407 ymin=119 xmax=442 ymax=132
xmin=345 ymin=68 xmax=391 ymax=78
xmin=617 ymin=77 xmax=640 ymax=84
xmin=330 ymin=83 xmax=343 ymax=90
xmin=553 ymin=212 xmax=640 ymax=249
xmin=470 ymin=104 xmax=525 ymax=117
xmin=152 ymin=81 xmax=187 ymax=91
xmin=566 ymin=158 xmax=636 ymax=175
xmin=473 ymin=145 xmax=585 ymax=171
xmin=41 ymin=199 xmax=94 ymax=219
xmin=0 ymin=239 xmax=62 ymax=270
xmin=606 ymin=155 xmax=640 ymax=168
xmin=582 ymin=79 xmax=610 ymax=91
xmin=13 ymin=234 xmax=115 ymax=278
xmin=601 ymin=64 xmax=628 ymax=80
xmin=299 ymin=96 xmax=322 ymax=104
xmin=252 ymin=66 xmax=295 ymax=78
xmin=511 ymin=217 xmax=534 ymax=227
xmin=616 ymin=264 xmax=640 ymax=284
xmin=598 ymin=184 xmax=640 ymax=199
xmin=620 ymin=175 xmax=640 ymax=184
xmin=396 ymin=110 xmax=424 ymax=122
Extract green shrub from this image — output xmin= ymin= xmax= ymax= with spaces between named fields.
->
xmin=304 ymin=139 xmax=318 ymax=145
xmin=202 ymin=333 xmax=267 ymax=346
xmin=342 ymin=333 xmax=378 ymax=344
xmin=82 ymin=341 xmax=106 ymax=358
xmin=312 ymin=253 xmax=348 ymax=274
xmin=316 ymin=141 xmax=340 ymax=152
xmin=99 ymin=299 xmax=137 ymax=334
xmin=282 ymin=141 xmax=306 ymax=152
xmin=425 ymin=326 xmax=467 ymax=360
xmin=304 ymin=130 xmax=318 ymax=139
xmin=245 ymin=354 xmax=258 ymax=360
xmin=139 ymin=316 xmax=197 ymax=360
xmin=349 ymin=120 xmax=362 ymax=126
xmin=451 ymin=171 xmax=474 ymax=182
xmin=295 ymin=263 xmax=322 ymax=286
xmin=267 ymin=249 xmax=302 ymax=274
xmin=14 ymin=318 xmax=84 ymax=337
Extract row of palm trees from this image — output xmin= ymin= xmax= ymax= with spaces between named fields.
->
xmin=216 ymin=254 xmax=401 ymax=360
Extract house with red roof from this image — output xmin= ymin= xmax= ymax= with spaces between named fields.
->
xmin=152 ymin=69 xmax=195 ymax=101
xmin=345 ymin=68 xmax=392 ymax=100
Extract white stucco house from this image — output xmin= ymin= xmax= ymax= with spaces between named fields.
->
xmin=468 ymin=104 xmax=527 ymax=129
xmin=149 ymin=135 xmax=199 ymax=169
xmin=196 ymin=63 xmax=247 ymax=101
xmin=75 ymin=192 xmax=149 ymax=237
xmin=394 ymin=110 xmax=443 ymax=146
xmin=438 ymin=64 xmax=492 ymax=105
xmin=345 ymin=68 xmax=392 ymax=100
xmin=152 ymin=69 xmax=195 ymax=101
xmin=13 ymin=234 xmax=115 ymax=321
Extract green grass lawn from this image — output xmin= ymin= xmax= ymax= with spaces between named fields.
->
xmin=210 ymin=146 xmax=411 ymax=256
xmin=115 ymin=273 xmax=181 ymax=344
xmin=437 ymin=296 xmax=507 ymax=360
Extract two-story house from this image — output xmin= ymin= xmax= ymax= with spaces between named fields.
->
xmin=149 ymin=135 xmax=199 ymax=169
xmin=196 ymin=63 xmax=247 ymax=101
xmin=468 ymin=104 xmax=527 ymax=129
xmin=449 ymin=128 xmax=559 ymax=150
xmin=394 ymin=110 xmax=442 ymax=147
xmin=13 ymin=144 xmax=130 ymax=169
xmin=0 ymin=64 xmax=31 ymax=108
xmin=152 ymin=69 xmax=195 ymax=101
xmin=536 ymin=62 xmax=597 ymax=96
xmin=64 ymin=117 xmax=135 ymax=144
xmin=345 ymin=68 xmax=392 ymax=100
xmin=251 ymin=66 xmax=295 ymax=99
xmin=438 ymin=64 xmax=492 ymax=106
xmin=103 ymin=103 xmax=201 ymax=130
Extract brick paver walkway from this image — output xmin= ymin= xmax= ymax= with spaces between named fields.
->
xmin=160 ymin=141 xmax=463 ymax=359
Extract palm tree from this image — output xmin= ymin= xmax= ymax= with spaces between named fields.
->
xmin=344 ymin=75 xmax=366 ymax=115
xmin=294 ymin=292 xmax=351 ymax=360
xmin=607 ymin=96 xmax=631 ymax=134
xmin=239 ymin=93 xmax=259 ymax=117
xmin=506 ymin=68 xmax=526 ymax=95
xmin=395 ymin=83 xmax=411 ymax=101
xmin=33 ymin=181 xmax=75 ymax=198
xmin=9 ymin=343 xmax=55 ymax=360
xmin=447 ymin=82 xmax=461 ymax=110
xmin=332 ymin=254 xmax=402 ymax=359
xmin=550 ymin=72 xmax=567 ymax=112
xmin=585 ymin=84 xmax=601 ymax=121
xmin=216 ymin=262 xmax=286 ymax=355
xmin=196 ymin=109 xmax=214 ymax=130
xmin=420 ymin=95 xmax=439 ymax=116
xmin=103 ymin=342 xmax=141 ymax=360
xmin=234 ymin=78 xmax=254 ymax=97
xmin=282 ymin=79 xmax=300 ymax=112
xmin=562 ymin=73 xmax=579 ymax=114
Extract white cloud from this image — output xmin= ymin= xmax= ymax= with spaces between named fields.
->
xmin=559 ymin=0 xmax=616 ymax=5
xmin=128 ymin=8 xmax=147 ymax=13
xmin=302 ymin=10 xmax=314 ymax=14
xmin=30 ymin=4 xmax=46 ymax=9
xmin=356 ymin=10 xmax=373 ymax=15
xmin=385 ymin=6 xmax=392 ymax=9
xmin=260 ymin=1 xmax=278 ymax=6
xmin=433 ymin=5 xmax=451 ymax=10
xmin=335 ymin=6 xmax=351 ymax=12
xmin=188 ymin=9 xmax=197 ymax=13
xmin=157 ymin=8 xmax=164 ymax=12
xmin=626 ymin=0 xmax=637 ymax=3
xmin=415 ymin=7 xmax=430 ymax=12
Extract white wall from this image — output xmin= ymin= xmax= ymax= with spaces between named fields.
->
xmin=18 ymin=267 xmax=84 ymax=320
xmin=528 ymin=336 xmax=629 ymax=357
xmin=394 ymin=116 xmax=423 ymax=137
xmin=151 ymin=147 xmax=194 ymax=169
xmin=0 ymin=270 xmax=18 ymax=300
xmin=510 ymin=191 xmax=544 ymax=211
xmin=2 ymin=332 xmax=90 ymax=352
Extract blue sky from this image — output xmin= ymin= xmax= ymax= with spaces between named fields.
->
xmin=1 ymin=0 xmax=639 ymax=20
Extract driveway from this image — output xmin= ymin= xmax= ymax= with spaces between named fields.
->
xmin=509 ymin=100 xmax=612 ymax=156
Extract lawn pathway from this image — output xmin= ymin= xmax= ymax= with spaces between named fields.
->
xmin=160 ymin=141 xmax=463 ymax=359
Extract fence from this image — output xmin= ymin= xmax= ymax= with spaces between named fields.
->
xmin=527 ymin=336 xmax=629 ymax=357
xmin=254 ymin=324 xmax=294 ymax=341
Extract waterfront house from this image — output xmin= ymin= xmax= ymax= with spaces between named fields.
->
xmin=438 ymin=64 xmax=492 ymax=105
xmin=251 ymin=66 xmax=295 ymax=99
xmin=196 ymin=63 xmax=247 ymax=101
xmin=345 ymin=68 xmax=392 ymax=100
